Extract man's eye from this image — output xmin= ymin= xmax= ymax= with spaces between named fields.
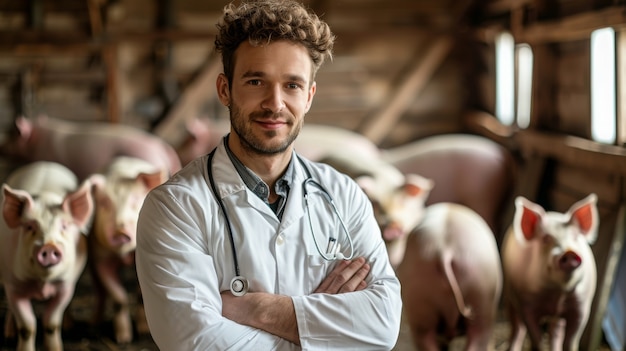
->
xmin=287 ymin=83 xmax=302 ymax=89
xmin=248 ymin=80 xmax=261 ymax=86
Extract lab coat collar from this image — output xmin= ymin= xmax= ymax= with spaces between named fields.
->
xmin=210 ymin=140 xmax=313 ymax=229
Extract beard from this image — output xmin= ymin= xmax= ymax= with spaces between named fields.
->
xmin=230 ymin=103 xmax=302 ymax=156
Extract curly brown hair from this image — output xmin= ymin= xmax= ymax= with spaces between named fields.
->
xmin=215 ymin=0 xmax=335 ymax=85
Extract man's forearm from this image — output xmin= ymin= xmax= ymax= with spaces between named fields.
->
xmin=222 ymin=292 xmax=300 ymax=345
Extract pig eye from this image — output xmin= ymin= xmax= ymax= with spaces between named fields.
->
xmin=542 ymin=234 xmax=555 ymax=245
xmin=23 ymin=222 xmax=36 ymax=233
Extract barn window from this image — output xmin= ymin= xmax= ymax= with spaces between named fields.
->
xmin=590 ymin=27 xmax=617 ymax=144
xmin=495 ymin=31 xmax=533 ymax=129
xmin=516 ymin=44 xmax=533 ymax=129
xmin=495 ymin=31 xmax=515 ymax=125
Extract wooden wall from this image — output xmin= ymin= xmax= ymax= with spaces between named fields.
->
xmin=0 ymin=0 xmax=476 ymax=150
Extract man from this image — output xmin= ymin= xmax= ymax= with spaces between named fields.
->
xmin=135 ymin=1 xmax=402 ymax=349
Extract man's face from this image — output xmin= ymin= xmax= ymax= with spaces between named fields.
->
xmin=218 ymin=40 xmax=316 ymax=156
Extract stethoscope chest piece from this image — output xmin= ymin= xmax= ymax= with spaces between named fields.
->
xmin=230 ymin=276 xmax=249 ymax=296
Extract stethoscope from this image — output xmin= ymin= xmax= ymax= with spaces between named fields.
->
xmin=207 ymin=148 xmax=354 ymax=296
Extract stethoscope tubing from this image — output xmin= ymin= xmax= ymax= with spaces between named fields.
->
xmin=206 ymin=147 xmax=354 ymax=296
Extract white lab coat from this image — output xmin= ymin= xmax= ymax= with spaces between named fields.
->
xmin=135 ymin=141 xmax=402 ymax=350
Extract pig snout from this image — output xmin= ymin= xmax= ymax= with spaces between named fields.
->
xmin=383 ymin=223 xmax=404 ymax=241
xmin=557 ymin=250 xmax=582 ymax=272
xmin=35 ymin=243 xmax=63 ymax=267
xmin=111 ymin=230 xmax=132 ymax=247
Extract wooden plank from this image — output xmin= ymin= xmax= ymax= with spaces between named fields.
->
xmin=0 ymin=29 xmax=216 ymax=49
xmin=553 ymin=164 xmax=622 ymax=206
xmin=359 ymin=36 xmax=453 ymax=144
xmin=584 ymin=205 xmax=625 ymax=351
xmin=102 ymin=44 xmax=120 ymax=124
xmin=516 ymin=130 xmax=626 ymax=176
xmin=531 ymin=44 xmax=557 ymax=129
xmin=618 ymin=29 xmax=626 ymax=146
xmin=153 ymin=53 xmax=221 ymax=146
xmin=462 ymin=110 xmax=516 ymax=149
xmin=519 ymin=5 xmax=626 ymax=44
xmin=87 ymin=0 xmax=103 ymax=37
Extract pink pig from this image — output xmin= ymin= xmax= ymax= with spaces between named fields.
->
xmin=396 ymin=203 xmax=503 ymax=351
xmin=501 ymin=194 xmax=598 ymax=351
xmin=87 ymin=156 xmax=166 ymax=344
xmin=0 ymin=161 xmax=94 ymax=351
xmin=381 ymin=134 xmax=515 ymax=236
xmin=0 ymin=115 xmax=181 ymax=180
xmin=176 ymin=117 xmax=230 ymax=166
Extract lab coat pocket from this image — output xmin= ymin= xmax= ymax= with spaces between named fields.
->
xmin=306 ymin=254 xmax=332 ymax=293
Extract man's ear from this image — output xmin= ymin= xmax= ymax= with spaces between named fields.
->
xmin=216 ymin=73 xmax=231 ymax=107
xmin=305 ymin=81 xmax=316 ymax=114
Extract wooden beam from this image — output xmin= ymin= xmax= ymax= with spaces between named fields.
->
xmin=519 ymin=5 xmax=626 ymax=43
xmin=102 ymin=44 xmax=121 ymax=124
xmin=482 ymin=0 xmax=534 ymax=16
xmin=516 ymin=129 xmax=626 ymax=176
xmin=583 ymin=205 xmax=626 ymax=351
xmin=359 ymin=36 xmax=453 ymax=144
xmin=618 ymin=29 xmax=626 ymax=146
xmin=463 ymin=110 xmax=518 ymax=149
xmin=0 ymin=29 xmax=216 ymax=49
xmin=153 ymin=53 xmax=222 ymax=146
xmin=87 ymin=0 xmax=104 ymax=37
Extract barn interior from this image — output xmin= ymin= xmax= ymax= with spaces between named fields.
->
xmin=0 ymin=0 xmax=625 ymax=350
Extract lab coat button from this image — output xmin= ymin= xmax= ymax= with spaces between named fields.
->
xmin=276 ymin=235 xmax=285 ymax=245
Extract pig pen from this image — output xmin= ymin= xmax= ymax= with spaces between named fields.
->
xmin=0 ymin=157 xmax=613 ymax=351
xmin=0 ymin=264 xmax=614 ymax=351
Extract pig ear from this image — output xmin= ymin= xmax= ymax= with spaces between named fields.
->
xmin=403 ymin=174 xmax=434 ymax=197
xmin=86 ymin=174 xmax=107 ymax=196
xmin=62 ymin=180 xmax=94 ymax=230
xmin=355 ymin=175 xmax=377 ymax=197
xmin=2 ymin=184 xmax=33 ymax=229
xmin=185 ymin=117 xmax=210 ymax=139
xmin=138 ymin=171 xmax=166 ymax=191
xmin=567 ymin=193 xmax=599 ymax=245
xmin=513 ymin=196 xmax=545 ymax=242
xmin=15 ymin=116 xmax=32 ymax=139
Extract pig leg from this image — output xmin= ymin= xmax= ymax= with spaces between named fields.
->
xmin=410 ymin=328 xmax=440 ymax=351
xmin=547 ymin=318 xmax=566 ymax=351
xmin=465 ymin=312 xmax=496 ymax=351
xmin=555 ymin=310 xmax=586 ymax=351
xmin=521 ymin=310 xmax=544 ymax=350
xmin=6 ymin=296 xmax=37 ymax=351
xmin=4 ymin=309 xmax=16 ymax=341
xmin=506 ymin=303 xmax=527 ymax=351
xmin=41 ymin=286 xmax=75 ymax=351
xmin=94 ymin=261 xmax=132 ymax=343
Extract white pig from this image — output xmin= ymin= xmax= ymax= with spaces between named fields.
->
xmin=501 ymin=194 xmax=599 ymax=351
xmin=396 ymin=203 xmax=503 ymax=351
xmin=357 ymin=172 xmax=434 ymax=268
xmin=0 ymin=161 xmax=94 ymax=351
xmin=87 ymin=156 xmax=166 ymax=344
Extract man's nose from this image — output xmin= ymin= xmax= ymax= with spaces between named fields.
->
xmin=261 ymin=85 xmax=286 ymax=113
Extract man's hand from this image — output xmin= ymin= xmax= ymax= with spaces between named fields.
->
xmin=315 ymin=257 xmax=370 ymax=294
xmin=221 ymin=292 xmax=300 ymax=345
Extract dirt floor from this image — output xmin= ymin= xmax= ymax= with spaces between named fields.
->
xmin=0 ymin=266 xmax=615 ymax=350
